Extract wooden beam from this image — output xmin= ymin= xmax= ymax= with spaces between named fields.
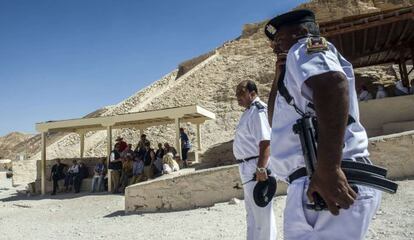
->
xmin=400 ymin=52 xmax=410 ymax=88
xmin=41 ymin=132 xmax=46 ymax=195
xmin=79 ymin=132 xmax=85 ymax=159
xmin=362 ymin=28 xmax=368 ymax=53
xmin=396 ymin=20 xmax=411 ymax=45
xmin=321 ymin=12 xmax=414 ymax=37
xmin=175 ymin=118 xmax=182 ymax=160
xmin=384 ymin=22 xmax=397 ymax=48
xmin=106 ymin=126 xmax=112 ymax=193
xmin=351 ymin=31 xmax=356 ymax=56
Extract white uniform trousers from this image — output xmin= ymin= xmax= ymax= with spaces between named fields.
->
xmin=284 ymin=176 xmax=381 ymax=240
xmin=239 ymin=159 xmax=277 ymax=240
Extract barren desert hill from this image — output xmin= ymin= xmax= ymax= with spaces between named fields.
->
xmin=3 ymin=0 xmax=413 ymax=168
xmin=0 ymin=132 xmax=33 ymax=159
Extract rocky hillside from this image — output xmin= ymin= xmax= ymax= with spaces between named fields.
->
xmin=7 ymin=0 xmax=413 ymax=167
xmin=0 ymin=132 xmax=33 ymax=159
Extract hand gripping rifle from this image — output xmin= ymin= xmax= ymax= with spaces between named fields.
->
xmin=293 ymin=115 xmax=398 ymax=210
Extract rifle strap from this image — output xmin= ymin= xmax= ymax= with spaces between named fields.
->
xmin=277 ymin=64 xmax=355 ymax=126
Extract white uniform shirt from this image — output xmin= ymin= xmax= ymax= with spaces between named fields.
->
xmin=270 ymin=38 xmax=369 ymax=180
xmin=233 ymin=97 xmax=271 ymax=160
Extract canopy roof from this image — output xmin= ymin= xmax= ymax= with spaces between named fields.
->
xmin=36 ymin=105 xmax=215 ymax=133
xmin=320 ymin=6 xmax=414 ymax=68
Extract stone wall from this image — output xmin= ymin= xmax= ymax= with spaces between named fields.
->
xmin=12 ymin=160 xmax=37 ymax=186
xmin=125 ymin=130 xmax=414 ymax=213
xmin=368 ymin=130 xmax=414 ymax=179
xmin=29 ymin=157 xmax=106 ymax=194
xmin=360 ymin=95 xmax=414 ymax=137
xmin=125 ymin=165 xmax=243 ymax=213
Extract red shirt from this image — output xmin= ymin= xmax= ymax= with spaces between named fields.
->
xmin=118 ymin=141 xmax=128 ymax=152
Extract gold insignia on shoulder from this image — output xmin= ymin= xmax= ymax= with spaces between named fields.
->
xmin=306 ymin=36 xmax=328 ymax=53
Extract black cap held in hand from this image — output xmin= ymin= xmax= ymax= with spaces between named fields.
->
xmin=253 ymin=176 xmax=277 ymax=207
xmin=264 ymin=9 xmax=316 ymax=40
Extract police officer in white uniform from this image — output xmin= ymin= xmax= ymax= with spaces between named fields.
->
xmin=264 ymin=10 xmax=381 ymax=239
xmin=233 ymin=80 xmax=276 ymax=240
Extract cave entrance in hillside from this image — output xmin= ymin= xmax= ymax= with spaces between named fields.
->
xmin=35 ymin=105 xmax=215 ymax=195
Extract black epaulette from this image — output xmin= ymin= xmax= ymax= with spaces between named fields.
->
xmin=252 ymin=101 xmax=266 ymax=110
xmin=306 ymin=36 xmax=328 ymax=54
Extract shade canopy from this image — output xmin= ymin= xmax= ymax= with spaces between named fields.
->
xmin=320 ymin=6 xmax=414 ymax=68
xmin=36 ymin=105 xmax=215 ymax=133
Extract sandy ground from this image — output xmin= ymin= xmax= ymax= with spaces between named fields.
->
xmin=0 ymin=178 xmax=413 ymax=240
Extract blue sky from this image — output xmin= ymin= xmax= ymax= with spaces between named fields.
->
xmin=0 ymin=0 xmax=306 ymax=136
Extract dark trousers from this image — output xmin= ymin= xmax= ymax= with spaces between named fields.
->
xmin=52 ymin=175 xmax=65 ymax=194
xmin=64 ymin=173 xmax=77 ymax=189
xmin=182 ymin=148 xmax=190 ymax=167
xmin=73 ymin=176 xmax=83 ymax=193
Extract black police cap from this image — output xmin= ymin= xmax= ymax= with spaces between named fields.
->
xmin=264 ymin=9 xmax=316 ymax=40
xmin=253 ymin=176 xmax=277 ymax=207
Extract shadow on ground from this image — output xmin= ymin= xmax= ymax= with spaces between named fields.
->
xmin=0 ymin=191 xmax=117 ymax=202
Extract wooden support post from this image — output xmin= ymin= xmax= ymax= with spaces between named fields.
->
xmin=106 ymin=126 xmax=113 ymax=192
xmin=79 ymin=132 xmax=85 ymax=159
xmin=400 ymin=50 xmax=410 ymax=90
xmin=196 ymin=123 xmax=202 ymax=151
xmin=194 ymin=123 xmax=202 ymax=163
xmin=41 ymin=132 xmax=47 ymax=195
xmin=175 ymin=118 xmax=182 ymax=160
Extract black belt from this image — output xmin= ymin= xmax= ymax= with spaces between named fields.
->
xmin=236 ymin=156 xmax=259 ymax=164
xmin=287 ymin=157 xmax=368 ymax=183
xmin=287 ymin=158 xmax=398 ymax=194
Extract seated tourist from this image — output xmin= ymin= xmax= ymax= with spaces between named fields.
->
xmin=164 ymin=142 xmax=177 ymax=158
xmin=49 ymin=159 xmax=67 ymax=195
xmin=143 ymin=141 xmax=155 ymax=180
xmin=358 ymin=85 xmax=373 ymax=101
xmin=130 ymin=157 xmax=145 ymax=184
xmin=119 ymin=154 xmax=134 ymax=193
xmin=74 ymin=161 xmax=89 ymax=193
xmin=153 ymin=143 xmax=165 ymax=173
xmin=376 ymin=85 xmax=388 ymax=99
xmin=394 ymin=80 xmax=409 ymax=96
xmin=121 ymin=144 xmax=134 ymax=159
xmin=64 ymin=160 xmax=79 ymax=192
xmin=162 ymin=152 xmax=180 ymax=174
xmin=91 ymin=159 xmax=106 ymax=192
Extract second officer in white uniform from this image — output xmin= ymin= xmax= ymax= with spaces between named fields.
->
xmin=233 ymin=80 xmax=276 ymax=240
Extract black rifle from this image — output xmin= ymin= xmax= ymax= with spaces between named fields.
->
xmin=293 ymin=115 xmax=398 ymax=211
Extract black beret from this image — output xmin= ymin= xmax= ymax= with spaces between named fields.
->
xmin=253 ymin=175 xmax=277 ymax=207
xmin=265 ymin=9 xmax=316 ymax=40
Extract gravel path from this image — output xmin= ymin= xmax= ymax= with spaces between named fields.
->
xmin=0 ymin=179 xmax=413 ymax=240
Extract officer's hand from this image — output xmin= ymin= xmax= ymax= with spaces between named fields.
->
xmin=255 ymin=169 xmax=268 ymax=182
xmin=306 ymin=167 xmax=357 ymax=215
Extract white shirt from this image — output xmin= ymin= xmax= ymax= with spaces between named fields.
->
xmin=68 ymin=164 xmax=79 ymax=174
xmin=270 ymin=38 xmax=369 ymax=180
xmin=233 ymin=97 xmax=271 ymax=160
